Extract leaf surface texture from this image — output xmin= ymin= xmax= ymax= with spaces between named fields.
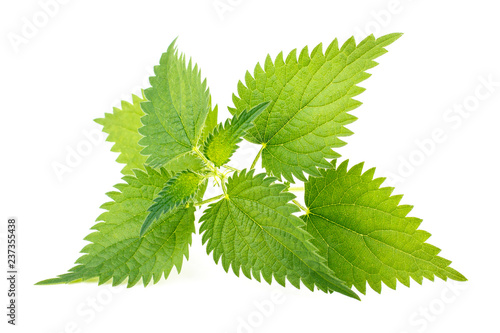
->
xmin=302 ymin=160 xmax=466 ymax=294
xmin=37 ymin=167 xmax=195 ymax=287
xmin=230 ymin=34 xmax=401 ymax=181
xmin=200 ymin=170 xmax=359 ymax=299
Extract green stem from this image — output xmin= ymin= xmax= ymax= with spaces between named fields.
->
xmin=193 ymin=146 xmax=211 ymax=167
xmin=194 ymin=194 xmax=225 ymax=206
xmin=221 ymin=181 xmax=227 ymax=195
xmin=193 ymin=146 xmax=227 ymax=193
xmin=288 ymin=187 xmax=304 ymax=192
xmin=292 ymin=199 xmax=308 ymax=213
xmin=250 ymin=144 xmax=265 ymax=170
xmin=223 ymin=164 xmax=240 ymax=172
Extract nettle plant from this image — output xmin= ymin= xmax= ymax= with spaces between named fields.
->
xmin=38 ymin=34 xmax=466 ymax=300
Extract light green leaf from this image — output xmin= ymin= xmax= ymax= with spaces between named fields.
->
xmin=162 ymin=152 xmax=204 ymax=173
xmin=201 ymin=101 xmax=219 ymax=143
xmin=141 ymin=170 xmax=203 ymax=236
xmin=96 ymin=92 xmax=217 ymax=174
xmin=202 ymin=102 xmax=269 ymax=167
xmin=139 ymin=39 xmax=211 ymax=168
xmin=36 ymin=167 xmax=195 ymax=287
xmin=302 ymin=160 xmax=467 ymax=294
xmin=95 ymin=93 xmax=147 ymax=175
xmin=230 ymin=34 xmax=402 ymax=182
xmin=199 ymin=170 xmax=359 ymax=299
xmin=163 ymin=102 xmax=219 ymax=173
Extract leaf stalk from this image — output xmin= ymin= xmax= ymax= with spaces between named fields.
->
xmin=250 ymin=144 xmax=265 ymax=170
xmin=194 ymin=194 xmax=225 ymax=206
xmin=292 ymin=199 xmax=308 ymax=213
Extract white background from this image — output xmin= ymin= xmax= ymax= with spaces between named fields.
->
xmin=1 ymin=0 xmax=499 ymax=332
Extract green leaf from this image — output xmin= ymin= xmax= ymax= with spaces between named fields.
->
xmin=139 ymin=39 xmax=211 ymax=168
xmin=230 ymin=33 xmax=402 ymax=182
xmin=162 ymin=102 xmax=218 ymax=173
xmin=95 ymin=93 xmax=147 ymax=175
xmin=201 ymin=101 xmax=219 ymax=143
xmin=199 ymin=170 xmax=359 ymax=299
xmin=162 ymin=152 xmax=204 ymax=173
xmin=95 ymin=92 xmax=217 ymax=174
xmin=302 ymin=160 xmax=467 ymax=294
xmin=141 ymin=170 xmax=203 ymax=236
xmin=201 ymin=102 xmax=269 ymax=167
xmin=36 ymin=167 xmax=195 ymax=287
